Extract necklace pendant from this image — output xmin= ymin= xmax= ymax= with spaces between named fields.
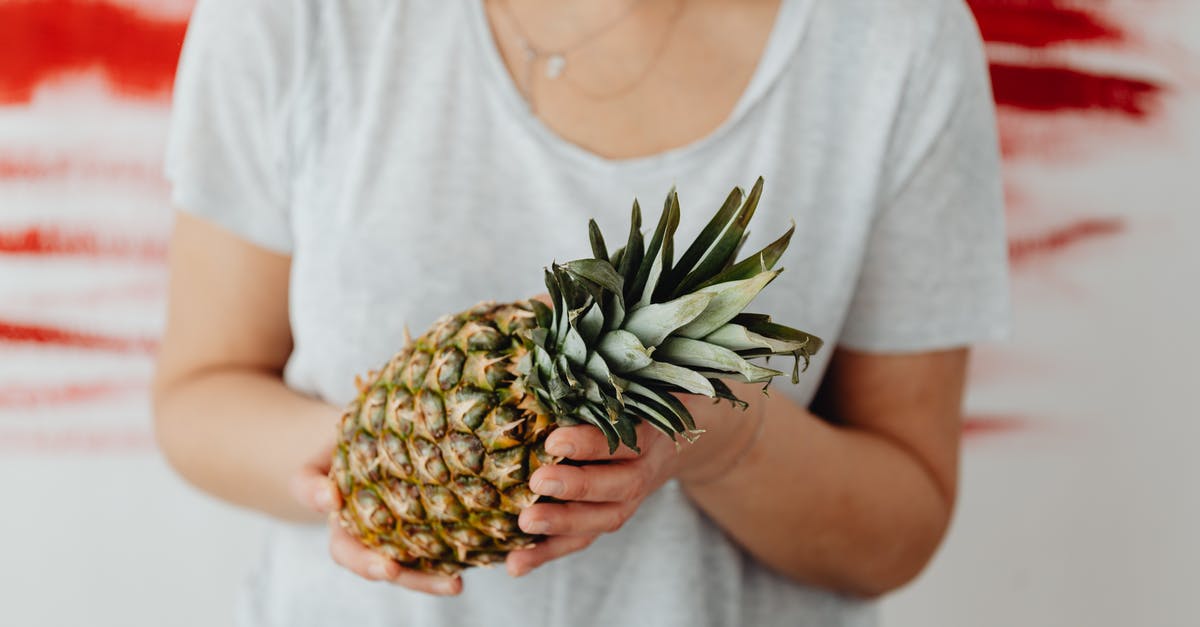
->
xmin=545 ymin=53 xmax=566 ymax=79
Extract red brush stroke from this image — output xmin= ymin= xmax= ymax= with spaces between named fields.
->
xmin=0 ymin=157 xmax=163 ymax=184
xmin=0 ymin=227 xmax=167 ymax=261
xmin=1009 ymin=218 xmax=1125 ymax=264
xmin=0 ymin=0 xmax=188 ymax=104
xmin=0 ymin=428 xmax=153 ymax=454
xmin=963 ymin=415 xmax=1027 ymax=439
xmin=996 ymin=112 xmax=1062 ymax=159
xmin=0 ymin=321 xmax=158 ymax=354
xmin=0 ymin=381 xmax=144 ymax=408
xmin=990 ymin=64 xmax=1164 ymax=118
xmin=967 ymin=1 xmax=1123 ymax=48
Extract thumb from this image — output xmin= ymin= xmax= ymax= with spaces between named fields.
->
xmin=290 ymin=468 xmax=341 ymax=513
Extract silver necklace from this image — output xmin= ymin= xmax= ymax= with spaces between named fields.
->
xmin=559 ymin=0 xmax=685 ymax=102
xmin=497 ymin=0 xmax=648 ymax=94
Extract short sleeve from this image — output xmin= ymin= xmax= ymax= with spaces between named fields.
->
xmin=839 ymin=1 xmax=1011 ymax=352
xmin=164 ymin=0 xmax=298 ymax=253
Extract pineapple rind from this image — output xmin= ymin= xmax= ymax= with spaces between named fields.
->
xmin=334 ymin=303 xmax=552 ymax=575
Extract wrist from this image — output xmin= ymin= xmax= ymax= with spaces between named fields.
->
xmin=674 ymin=394 xmax=766 ymax=484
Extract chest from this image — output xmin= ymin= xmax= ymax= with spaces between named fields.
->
xmin=482 ymin=0 xmax=781 ymax=160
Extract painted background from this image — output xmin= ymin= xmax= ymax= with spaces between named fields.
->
xmin=1 ymin=1 xmax=1196 ymax=625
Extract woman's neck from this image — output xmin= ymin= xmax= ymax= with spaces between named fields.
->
xmin=485 ymin=0 xmax=782 ymax=160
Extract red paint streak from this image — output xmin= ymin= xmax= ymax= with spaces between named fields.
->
xmin=990 ymin=64 xmax=1164 ymax=118
xmin=0 ymin=157 xmax=163 ymax=184
xmin=996 ymin=113 xmax=1060 ymax=159
xmin=0 ymin=381 xmax=144 ymax=408
xmin=0 ymin=321 xmax=158 ymax=354
xmin=1009 ymin=218 xmax=1126 ymax=264
xmin=0 ymin=428 xmax=153 ymax=454
xmin=967 ymin=1 xmax=1123 ymax=48
xmin=994 ymin=110 xmax=1140 ymax=161
xmin=0 ymin=227 xmax=167 ymax=261
xmin=0 ymin=0 xmax=188 ymax=104
xmin=963 ymin=415 xmax=1027 ymax=439
xmin=1002 ymin=180 xmax=1028 ymax=213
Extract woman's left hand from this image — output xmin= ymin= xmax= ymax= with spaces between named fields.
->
xmin=506 ymin=422 xmax=682 ymax=577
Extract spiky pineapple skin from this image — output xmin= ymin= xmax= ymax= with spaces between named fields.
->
xmin=331 ymin=301 xmax=558 ymax=575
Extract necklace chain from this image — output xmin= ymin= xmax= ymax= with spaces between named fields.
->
xmin=498 ymin=0 xmax=647 ymax=81
xmin=495 ymin=0 xmax=685 ymax=111
xmin=559 ymin=0 xmax=685 ymax=102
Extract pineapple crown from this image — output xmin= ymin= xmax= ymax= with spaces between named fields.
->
xmin=520 ymin=177 xmax=823 ymax=453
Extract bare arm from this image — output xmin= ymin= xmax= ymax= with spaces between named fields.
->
xmin=505 ymin=347 xmax=966 ymax=597
xmin=152 ymin=212 xmax=335 ymax=522
xmin=678 ymin=348 xmax=966 ymax=597
xmin=153 ymin=213 xmax=461 ymax=594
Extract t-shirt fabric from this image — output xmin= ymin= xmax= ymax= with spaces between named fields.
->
xmin=165 ymin=0 xmax=1010 ymax=625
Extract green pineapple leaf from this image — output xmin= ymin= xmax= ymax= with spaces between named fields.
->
xmin=672 ymin=176 xmax=765 ymax=297
xmin=696 ymin=222 xmax=795 ymax=289
xmin=658 ymin=186 xmax=744 ymax=300
xmin=616 ymin=201 xmax=644 ymax=292
xmin=589 ymin=219 xmax=609 ymax=263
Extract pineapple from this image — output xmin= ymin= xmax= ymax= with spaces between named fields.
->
xmin=331 ymin=178 xmax=823 ymax=574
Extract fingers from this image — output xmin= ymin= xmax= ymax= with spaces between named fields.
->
xmin=519 ymin=501 xmax=634 ymax=536
xmin=544 ymin=425 xmax=648 ymax=461
xmin=290 ymin=471 xmax=341 ymax=514
xmin=504 ymin=424 xmax=674 ymax=579
xmin=327 ymin=516 xmax=462 ymax=596
xmin=505 ymin=533 xmax=596 ymax=578
xmin=530 ymin=461 xmax=648 ymax=503
xmin=328 ymin=517 xmax=399 ymax=581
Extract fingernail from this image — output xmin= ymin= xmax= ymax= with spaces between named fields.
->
xmin=435 ymin=580 xmax=458 ymax=595
xmin=533 ymin=479 xmax=565 ymax=497
xmin=546 ymin=441 xmax=575 ymax=457
xmin=524 ymin=520 xmax=551 ymax=534
xmin=369 ymin=560 xmax=392 ymax=580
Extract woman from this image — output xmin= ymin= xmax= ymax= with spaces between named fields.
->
xmin=153 ymin=0 xmax=1009 ymax=625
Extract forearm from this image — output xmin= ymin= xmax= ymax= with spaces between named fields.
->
xmin=153 ymin=368 xmax=340 ymax=522
xmin=679 ymin=394 xmax=954 ymax=597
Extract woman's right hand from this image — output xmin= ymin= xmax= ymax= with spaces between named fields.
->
xmin=289 ymin=440 xmax=464 ymax=596
xmin=156 ymin=213 xmax=462 ymax=594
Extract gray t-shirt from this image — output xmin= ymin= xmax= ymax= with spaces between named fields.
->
xmin=165 ymin=0 xmax=1009 ymax=625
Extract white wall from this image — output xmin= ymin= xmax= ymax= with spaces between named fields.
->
xmin=884 ymin=3 xmax=1200 ymax=625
